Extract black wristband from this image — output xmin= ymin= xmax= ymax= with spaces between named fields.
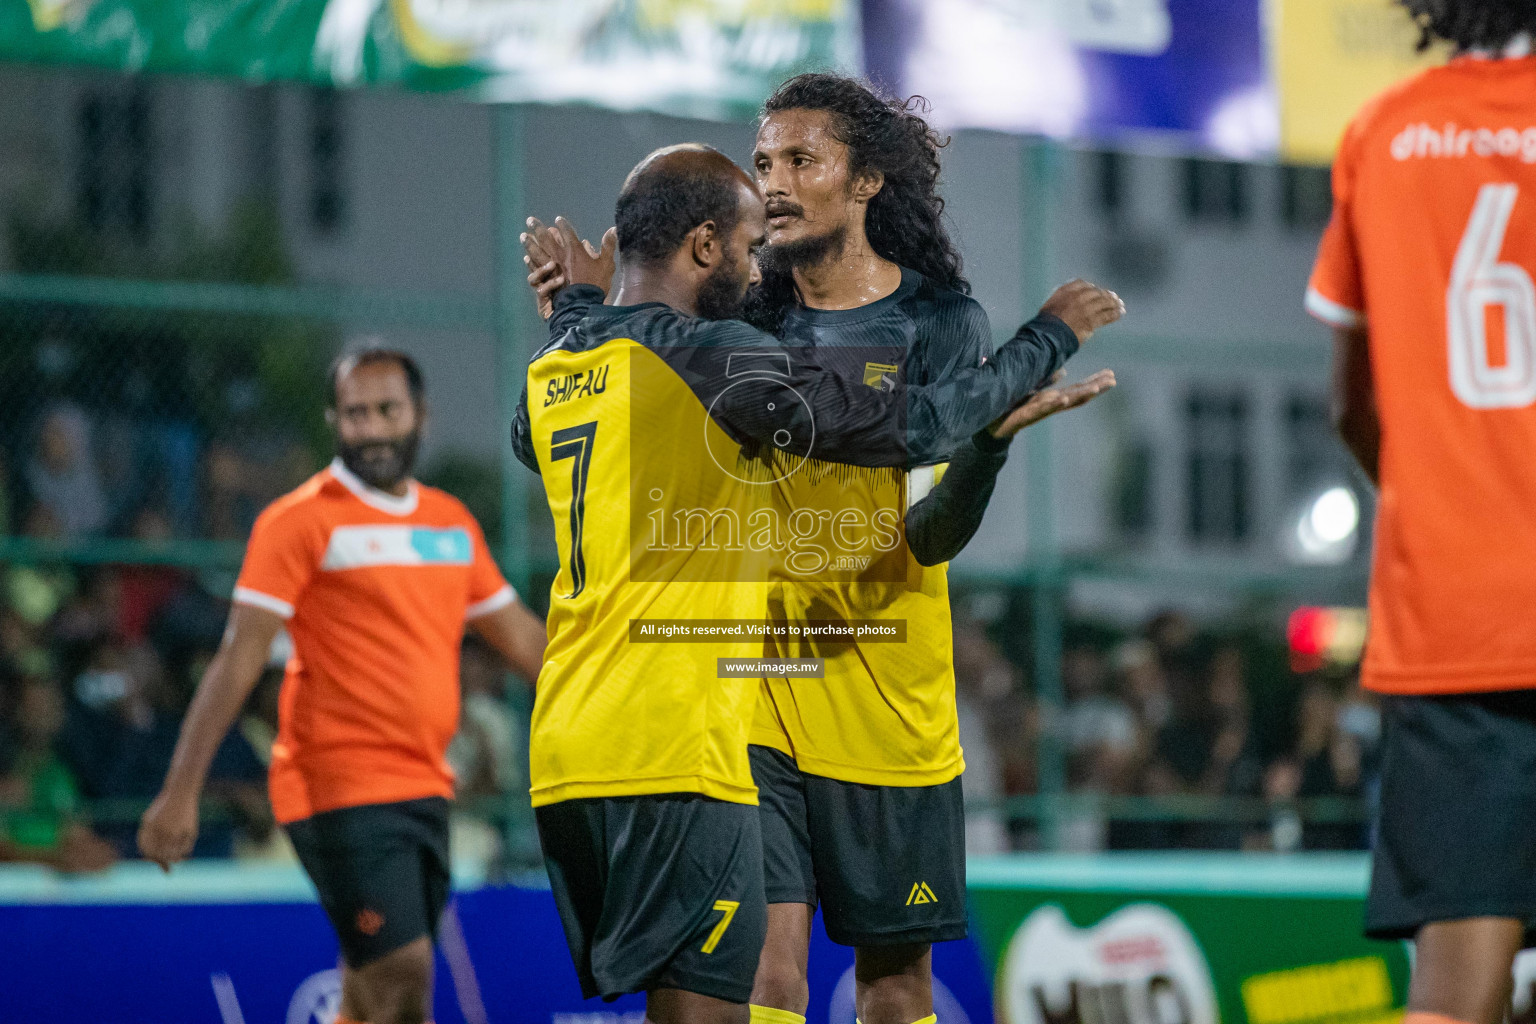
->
xmin=971 ymin=427 xmax=1013 ymax=454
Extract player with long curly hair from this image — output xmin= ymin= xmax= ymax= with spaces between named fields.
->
xmin=740 ymin=74 xmax=1109 ymax=1024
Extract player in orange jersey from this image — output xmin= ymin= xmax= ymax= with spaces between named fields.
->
xmin=137 ymin=348 xmax=547 ymax=1024
xmin=1309 ymin=4 xmax=1536 ymax=1022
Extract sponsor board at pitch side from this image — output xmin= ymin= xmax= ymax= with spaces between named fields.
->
xmin=997 ymin=903 xmax=1218 ymax=1024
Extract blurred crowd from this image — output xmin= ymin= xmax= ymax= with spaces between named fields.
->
xmin=1 ymin=399 xmax=314 ymax=544
xmin=0 ymin=401 xmax=1378 ymax=870
xmin=0 ymin=556 xmax=527 ymax=872
xmin=956 ymin=603 xmax=1380 ymax=855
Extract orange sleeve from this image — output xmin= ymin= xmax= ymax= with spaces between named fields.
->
xmin=465 ymin=515 xmax=515 ymax=619
xmin=1306 ymin=118 xmax=1367 ymax=328
xmin=233 ymin=504 xmax=322 ymax=620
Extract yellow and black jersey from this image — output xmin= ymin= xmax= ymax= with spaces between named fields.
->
xmin=748 ymin=269 xmax=1002 ymax=786
xmin=513 ymin=283 xmax=1077 ymax=807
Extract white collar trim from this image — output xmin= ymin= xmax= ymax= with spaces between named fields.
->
xmin=329 ymin=457 xmax=419 ymax=515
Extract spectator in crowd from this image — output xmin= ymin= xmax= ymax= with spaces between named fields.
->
xmin=232 ymin=667 xmax=291 ymax=861
xmin=6 ymin=507 xmax=75 ymax=628
xmin=59 ymin=639 xmax=267 ymax=858
xmin=25 ymin=404 xmax=107 ymax=540
xmin=448 ymin=636 xmax=524 ymax=802
xmin=0 ymin=672 xmax=116 ymax=871
xmin=1262 ymin=678 xmax=1367 ymax=850
xmin=952 ymin=611 xmax=1022 ymax=854
xmin=448 ymin=636 xmax=529 ymax=864
xmin=1114 ymin=637 xmax=1171 ymax=733
xmin=115 ymin=508 xmax=187 ymax=645
xmin=1061 ymin=643 xmax=1140 ymax=793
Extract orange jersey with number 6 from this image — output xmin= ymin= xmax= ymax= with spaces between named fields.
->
xmin=1308 ymin=52 xmax=1536 ymax=695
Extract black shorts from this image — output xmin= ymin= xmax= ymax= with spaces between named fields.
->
xmin=536 ymin=793 xmax=766 ymax=1004
xmin=285 ymin=796 xmax=451 ymax=968
xmin=1367 ymin=691 xmax=1536 ymax=942
xmin=750 ymin=745 xmax=967 ymax=948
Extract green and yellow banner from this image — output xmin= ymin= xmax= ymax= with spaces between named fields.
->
xmin=2 ymin=0 xmax=855 ymax=118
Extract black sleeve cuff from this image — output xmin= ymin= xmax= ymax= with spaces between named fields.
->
xmin=971 ymin=427 xmax=1013 ymax=454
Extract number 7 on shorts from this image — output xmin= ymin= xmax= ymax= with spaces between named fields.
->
xmin=701 ymin=900 xmax=739 ymax=954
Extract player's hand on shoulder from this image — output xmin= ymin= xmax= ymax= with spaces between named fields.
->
xmin=988 ymin=368 xmax=1117 ymax=440
xmin=137 ymin=787 xmax=201 ymax=872
xmin=1040 ymin=279 xmax=1125 ymax=344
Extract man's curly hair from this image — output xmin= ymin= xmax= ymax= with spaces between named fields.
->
xmin=1398 ymin=0 xmax=1536 ymax=51
xmin=744 ymin=73 xmax=968 ymax=332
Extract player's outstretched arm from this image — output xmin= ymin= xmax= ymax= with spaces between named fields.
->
xmin=138 ymin=603 xmax=283 ymax=871
xmin=469 ymin=600 xmax=547 ymax=686
xmin=906 ymin=370 xmax=1117 ymax=566
xmin=1331 ymin=325 xmax=1379 ymax=486
xmin=700 ymin=281 xmax=1122 ymax=468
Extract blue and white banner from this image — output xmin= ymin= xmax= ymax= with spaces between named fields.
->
xmin=0 ymin=863 xmax=993 ymax=1024
xmin=862 ymin=0 xmax=1275 ymax=158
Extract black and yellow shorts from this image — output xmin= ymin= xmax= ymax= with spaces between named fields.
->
xmin=750 ymin=745 xmax=967 ymax=948
xmin=285 ymin=796 xmax=452 ymax=968
xmin=536 ymin=792 xmax=766 ymax=1003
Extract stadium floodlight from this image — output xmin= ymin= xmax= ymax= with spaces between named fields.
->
xmin=1293 ymin=485 xmax=1360 ymax=561
xmin=1286 ymin=485 xmax=1360 ymax=565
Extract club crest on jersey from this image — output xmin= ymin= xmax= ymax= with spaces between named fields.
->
xmin=864 ymin=362 xmax=899 ymax=392
xmin=866 ymin=362 xmax=897 ymax=389
xmin=545 ymin=365 xmax=609 ymax=406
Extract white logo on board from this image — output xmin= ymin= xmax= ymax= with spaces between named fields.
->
xmin=287 ymin=968 xmax=342 ymax=1024
xmin=998 ymin=903 xmax=1218 ymax=1024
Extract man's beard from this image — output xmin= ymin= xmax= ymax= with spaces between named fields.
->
xmin=338 ymin=430 xmax=421 ymax=491
xmin=762 ymin=222 xmax=848 ymax=273
xmin=697 ymin=249 xmax=749 ymax=321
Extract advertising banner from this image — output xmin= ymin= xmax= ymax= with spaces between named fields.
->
xmin=0 ymin=861 xmax=993 ymax=1024
xmin=1 ymin=0 xmax=857 ymax=119
xmin=965 ymin=855 xmax=1414 ymax=1024
xmin=860 ymin=0 xmax=1275 ymax=159
xmin=1270 ymin=0 xmax=1447 ymax=164
xmin=24 ymin=854 xmax=1536 ymax=1021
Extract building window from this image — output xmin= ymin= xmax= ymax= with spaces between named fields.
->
xmin=1280 ymin=165 xmax=1333 ymax=231
xmin=1185 ymin=389 xmax=1251 ymax=543
xmin=1286 ymin=391 xmax=1353 ymax=498
xmin=1112 ymin=437 xmax=1154 ymax=540
xmin=1181 ymin=158 xmax=1250 ymax=225
xmin=1097 ymin=150 xmax=1126 ymax=220
xmin=78 ymin=85 xmax=153 ymax=239
xmin=308 ymin=87 xmax=346 ymax=234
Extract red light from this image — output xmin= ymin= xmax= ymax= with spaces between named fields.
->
xmin=1287 ymin=606 xmax=1332 ymax=673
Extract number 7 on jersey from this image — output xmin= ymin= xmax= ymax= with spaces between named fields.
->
xmin=550 ymin=421 xmax=596 ymax=598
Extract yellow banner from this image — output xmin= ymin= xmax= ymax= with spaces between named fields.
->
xmin=1272 ymin=0 xmax=1449 ymax=164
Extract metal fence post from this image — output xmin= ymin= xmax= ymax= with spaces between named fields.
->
xmin=1021 ymin=137 xmax=1067 ymax=849
xmin=494 ymin=103 xmax=531 ymax=596
xmin=493 ymin=102 xmax=537 ymax=866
